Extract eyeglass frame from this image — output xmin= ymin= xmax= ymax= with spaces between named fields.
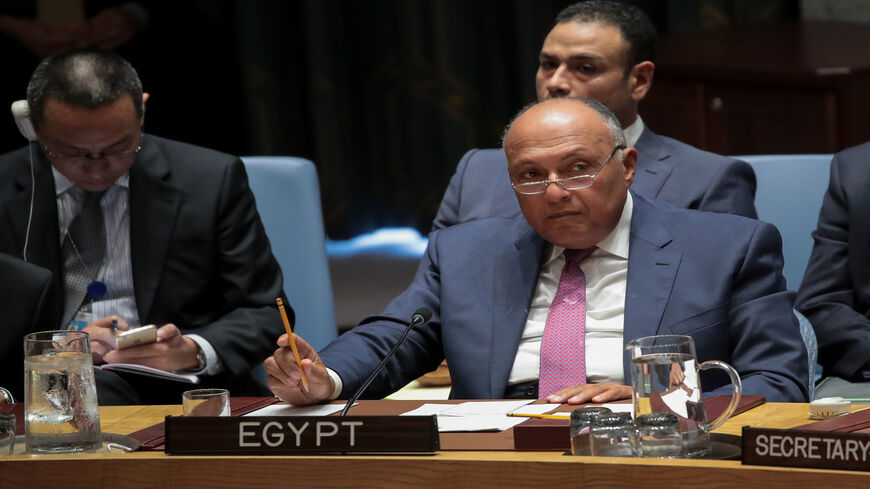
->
xmin=40 ymin=131 xmax=144 ymax=163
xmin=510 ymin=144 xmax=626 ymax=195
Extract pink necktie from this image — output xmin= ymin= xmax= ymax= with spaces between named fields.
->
xmin=538 ymin=247 xmax=596 ymax=398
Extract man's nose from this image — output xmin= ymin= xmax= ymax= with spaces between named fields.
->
xmin=80 ymin=159 xmax=109 ymax=176
xmin=545 ymin=65 xmax=571 ymax=98
xmin=543 ymin=179 xmax=571 ymax=202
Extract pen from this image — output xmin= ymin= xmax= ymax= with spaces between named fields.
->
xmin=276 ymin=298 xmax=309 ymax=393
xmin=506 ymin=412 xmax=569 ymax=420
xmin=110 ymin=319 xmax=119 ymax=332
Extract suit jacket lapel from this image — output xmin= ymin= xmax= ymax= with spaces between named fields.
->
xmin=3 ymin=149 xmax=61 ymax=275
xmin=632 ymin=128 xmax=675 ymax=199
xmin=490 ymin=219 xmax=545 ymax=397
xmin=129 ymin=140 xmax=182 ymax=321
xmin=623 ymin=193 xmax=682 ymax=377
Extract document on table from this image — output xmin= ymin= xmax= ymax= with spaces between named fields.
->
xmin=402 ymin=400 xmax=555 ymax=432
xmin=400 ymin=401 xmax=634 ymax=432
xmin=509 ymin=402 xmax=632 ymax=418
xmin=243 ymin=403 xmax=347 ymax=416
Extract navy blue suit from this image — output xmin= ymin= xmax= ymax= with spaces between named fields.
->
xmin=322 ymin=193 xmax=807 ymax=402
xmin=432 ymin=127 xmax=757 ymax=230
xmin=797 ymin=142 xmax=870 ymax=380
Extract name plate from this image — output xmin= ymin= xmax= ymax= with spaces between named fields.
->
xmin=742 ymin=426 xmax=870 ymax=471
xmin=164 ymin=415 xmax=439 ymax=455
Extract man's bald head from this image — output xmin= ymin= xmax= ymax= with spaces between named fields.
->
xmin=503 ymin=97 xmax=636 ymax=250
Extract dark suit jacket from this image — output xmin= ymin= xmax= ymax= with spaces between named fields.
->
xmin=322 ymin=193 xmax=807 ymax=402
xmin=0 ymin=253 xmax=58 ymax=400
xmin=796 ymin=142 xmax=870 ymax=380
xmin=432 ymin=127 xmax=757 ymax=230
xmin=0 ymin=136 xmax=286 ymax=396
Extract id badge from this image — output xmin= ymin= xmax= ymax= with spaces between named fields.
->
xmin=68 ymin=310 xmax=96 ymax=331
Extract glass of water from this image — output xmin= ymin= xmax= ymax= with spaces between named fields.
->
xmin=182 ymin=389 xmax=230 ymax=416
xmin=24 ymin=330 xmax=102 ymax=453
xmin=589 ymin=412 xmax=637 ymax=457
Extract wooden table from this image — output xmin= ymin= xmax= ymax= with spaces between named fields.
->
xmin=2 ymin=402 xmax=870 ymax=489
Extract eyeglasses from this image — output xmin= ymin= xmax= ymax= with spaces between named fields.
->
xmin=511 ymin=145 xmax=626 ymax=195
xmin=41 ymin=132 xmax=144 ymax=164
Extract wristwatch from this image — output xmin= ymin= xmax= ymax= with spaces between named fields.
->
xmin=194 ymin=349 xmax=206 ymax=371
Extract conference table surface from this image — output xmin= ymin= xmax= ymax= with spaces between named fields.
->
xmin=2 ymin=400 xmax=869 ymax=489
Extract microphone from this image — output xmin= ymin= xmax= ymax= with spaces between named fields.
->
xmin=339 ymin=306 xmax=433 ymax=416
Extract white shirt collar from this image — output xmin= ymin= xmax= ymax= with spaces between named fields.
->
xmin=623 ymin=115 xmax=644 ymax=148
xmin=52 ymin=167 xmax=130 ymax=196
xmin=543 ymin=192 xmax=633 ymax=264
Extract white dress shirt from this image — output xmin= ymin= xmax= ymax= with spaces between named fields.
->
xmin=53 ymin=168 xmax=222 ymax=375
xmin=508 ymin=192 xmax=633 ymax=385
xmin=623 ymin=115 xmax=644 ymax=148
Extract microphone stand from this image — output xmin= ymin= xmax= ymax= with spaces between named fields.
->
xmin=339 ymin=307 xmax=432 ymax=416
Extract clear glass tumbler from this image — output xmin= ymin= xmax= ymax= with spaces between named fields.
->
xmin=570 ymin=406 xmax=612 ymax=456
xmin=636 ymin=412 xmax=682 ymax=458
xmin=0 ymin=412 xmax=15 ymax=455
xmin=589 ymin=412 xmax=637 ymax=457
xmin=182 ymin=388 xmax=230 ymax=416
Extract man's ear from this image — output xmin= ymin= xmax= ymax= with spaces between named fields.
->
xmin=629 ymin=61 xmax=654 ymax=102
xmin=141 ymin=92 xmax=149 ymax=114
xmin=621 ymin=146 xmax=638 ymax=187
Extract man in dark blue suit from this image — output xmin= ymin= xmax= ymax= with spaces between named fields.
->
xmin=432 ymin=0 xmax=756 ymax=231
xmin=797 ymin=142 xmax=870 ymax=398
xmin=266 ymin=97 xmax=806 ymax=405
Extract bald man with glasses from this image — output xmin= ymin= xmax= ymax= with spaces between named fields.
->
xmin=266 ymin=97 xmax=806 ymax=406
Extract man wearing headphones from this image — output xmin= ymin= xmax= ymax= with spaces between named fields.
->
xmin=0 ymin=49 xmax=286 ymax=404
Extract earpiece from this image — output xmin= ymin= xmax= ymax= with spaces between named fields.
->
xmin=10 ymin=100 xmax=37 ymax=261
xmin=11 ymin=100 xmax=37 ymax=141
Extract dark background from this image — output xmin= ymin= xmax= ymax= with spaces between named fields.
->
xmin=0 ymin=1 xmax=804 ymax=238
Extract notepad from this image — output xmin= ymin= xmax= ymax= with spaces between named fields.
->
xmin=97 ymin=363 xmax=200 ymax=384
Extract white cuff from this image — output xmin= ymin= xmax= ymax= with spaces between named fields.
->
xmin=184 ymin=334 xmax=224 ymax=376
xmin=325 ymin=367 xmax=343 ymax=400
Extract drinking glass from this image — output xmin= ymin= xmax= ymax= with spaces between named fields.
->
xmin=24 ymin=330 xmax=102 ymax=453
xmin=636 ymin=412 xmax=682 ymax=458
xmin=589 ymin=412 xmax=637 ymax=457
xmin=182 ymin=389 xmax=230 ymax=416
xmin=627 ymin=334 xmax=741 ymax=457
xmin=570 ymin=406 xmax=611 ymax=456
xmin=0 ymin=412 xmax=15 ymax=455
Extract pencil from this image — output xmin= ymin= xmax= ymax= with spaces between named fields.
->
xmin=506 ymin=412 xmax=569 ymax=420
xmin=276 ymin=298 xmax=309 ymax=393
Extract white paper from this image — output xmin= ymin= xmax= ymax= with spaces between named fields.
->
xmin=437 ymin=400 xmax=535 ymax=416
xmin=400 ymin=403 xmax=456 ymax=416
xmin=508 ymin=404 xmax=561 ymax=416
xmin=604 ymin=403 xmax=633 ymax=415
xmin=243 ymin=403 xmax=346 ymax=417
xmin=435 ymin=415 xmax=529 ymax=432
xmin=400 ymin=400 xmax=539 ymax=432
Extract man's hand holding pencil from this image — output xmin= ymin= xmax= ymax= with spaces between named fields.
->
xmin=264 ymin=332 xmax=335 ymax=405
xmin=264 ymin=299 xmax=334 ymax=405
